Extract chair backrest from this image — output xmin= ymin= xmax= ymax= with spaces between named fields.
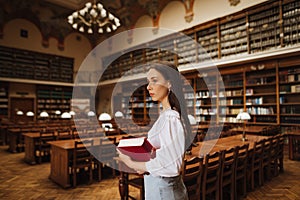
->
xmin=236 ymin=143 xmax=249 ymax=173
xmin=39 ymin=129 xmax=56 ymax=144
xmin=202 ymin=150 xmax=223 ymax=199
xmin=73 ymin=140 xmax=94 ymax=168
xmin=182 ymin=156 xmax=204 ymax=200
xmin=56 ymin=128 xmax=72 ymax=140
xmin=98 ymin=138 xmax=117 ymax=163
xmin=221 ymin=147 xmax=238 ymax=179
xmin=252 ymin=139 xmax=265 ymax=167
xmin=262 ymin=138 xmax=272 ymax=163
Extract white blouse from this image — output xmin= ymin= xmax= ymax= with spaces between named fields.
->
xmin=145 ymin=108 xmax=185 ymax=177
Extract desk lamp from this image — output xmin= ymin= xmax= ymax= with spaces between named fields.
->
xmin=236 ymin=112 xmax=251 ymax=141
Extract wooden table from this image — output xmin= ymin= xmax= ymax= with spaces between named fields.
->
xmin=190 ymin=134 xmax=267 ymax=157
xmin=7 ymin=128 xmax=40 ymax=153
xmin=286 ymin=132 xmax=300 ymax=160
xmin=48 ymin=135 xmax=124 ymax=188
xmin=229 ymin=125 xmax=269 ymax=135
xmin=48 ymin=138 xmax=103 ymax=188
xmin=118 ymin=134 xmax=268 ymax=200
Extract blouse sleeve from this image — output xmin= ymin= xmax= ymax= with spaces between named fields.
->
xmin=145 ymin=111 xmax=186 ymax=177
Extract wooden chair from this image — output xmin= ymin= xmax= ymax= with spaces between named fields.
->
xmin=220 ymin=147 xmax=238 ymax=200
xmin=36 ymin=129 xmax=55 ymax=164
xmin=69 ymin=139 xmax=94 ymax=188
xmin=56 ymin=128 xmax=72 ymax=140
xmin=94 ymin=138 xmax=117 ymax=181
xmin=182 ymin=156 xmax=204 ymax=200
xmin=269 ymin=136 xmax=279 ymax=178
xmin=248 ymin=139 xmax=264 ymax=191
xmin=276 ymin=134 xmax=285 ymax=173
xmin=261 ymin=138 xmax=272 ymax=185
xmin=202 ymin=150 xmax=223 ymax=200
xmin=235 ymin=143 xmax=249 ymax=199
xmin=127 ymin=174 xmax=144 ymax=200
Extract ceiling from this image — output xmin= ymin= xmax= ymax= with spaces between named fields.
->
xmin=0 ymin=0 xmax=173 ymax=44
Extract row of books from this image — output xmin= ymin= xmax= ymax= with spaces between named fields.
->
xmin=247 ymin=106 xmax=275 ymax=115
xmin=246 ymin=97 xmax=263 ymax=105
xmin=280 ymin=116 xmax=300 ymax=124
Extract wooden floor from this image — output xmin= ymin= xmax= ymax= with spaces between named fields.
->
xmin=0 ymin=145 xmax=299 ymax=200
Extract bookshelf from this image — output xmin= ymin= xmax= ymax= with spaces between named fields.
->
xmin=175 ymin=33 xmax=197 ymax=66
xmin=282 ymin=0 xmax=300 ymax=47
xmin=193 ymin=70 xmax=218 ymax=123
xmin=219 ymin=14 xmax=248 ymax=58
xmin=221 ymin=71 xmax=244 ymax=123
xmin=159 ymin=39 xmax=176 ymax=62
xmin=196 ymin=24 xmax=219 ymax=60
xmin=0 ymin=82 xmax=9 ymax=118
xmin=99 ymin=0 xmax=300 ymax=82
xmin=99 ymin=0 xmax=300 ymax=129
xmin=248 ymin=1 xmax=281 ymax=53
xmin=245 ymin=63 xmax=278 ymax=124
xmin=279 ymin=58 xmax=300 ymax=127
xmin=0 ymin=46 xmax=74 ymax=83
xmin=37 ymin=86 xmax=72 ymax=119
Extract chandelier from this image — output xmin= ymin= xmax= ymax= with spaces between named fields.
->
xmin=67 ymin=0 xmax=121 ymax=34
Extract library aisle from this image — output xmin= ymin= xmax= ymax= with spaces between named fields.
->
xmin=0 ymin=145 xmax=299 ymax=200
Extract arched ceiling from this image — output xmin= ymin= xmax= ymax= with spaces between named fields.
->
xmin=0 ymin=0 xmax=178 ymax=45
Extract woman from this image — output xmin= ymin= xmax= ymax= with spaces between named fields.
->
xmin=116 ymin=61 xmax=192 ymax=200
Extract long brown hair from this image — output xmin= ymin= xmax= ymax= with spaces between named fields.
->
xmin=148 ymin=61 xmax=193 ymax=150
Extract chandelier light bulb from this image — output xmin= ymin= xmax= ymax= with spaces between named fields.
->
xmin=90 ymin=8 xmax=97 ymax=17
xmin=85 ymin=2 xmax=92 ymax=8
xmin=115 ymin=18 xmax=121 ymax=26
xmin=72 ymin=23 xmax=78 ymax=29
xmin=79 ymin=9 xmax=86 ymax=16
xmin=98 ymin=28 xmax=103 ymax=33
xmin=112 ymin=24 xmax=117 ymax=30
xmin=88 ymin=28 xmax=93 ymax=34
xmin=79 ymin=26 xmax=84 ymax=32
xmin=107 ymin=27 xmax=111 ymax=32
xmin=108 ymin=13 xmax=114 ymax=20
xmin=72 ymin=12 xmax=78 ymax=18
xmin=97 ymin=3 xmax=103 ymax=9
xmin=101 ymin=9 xmax=107 ymax=18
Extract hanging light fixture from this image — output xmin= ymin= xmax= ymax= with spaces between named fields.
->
xmin=67 ymin=0 xmax=121 ymax=34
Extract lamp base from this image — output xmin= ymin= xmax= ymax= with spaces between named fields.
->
xmin=241 ymin=137 xmax=248 ymax=142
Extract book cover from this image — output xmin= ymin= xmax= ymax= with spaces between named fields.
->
xmin=117 ymin=137 xmax=156 ymax=162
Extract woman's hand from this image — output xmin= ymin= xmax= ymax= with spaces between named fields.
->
xmin=114 ymin=149 xmax=147 ymax=174
xmin=115 ymin=149 xmax=132 ymax=165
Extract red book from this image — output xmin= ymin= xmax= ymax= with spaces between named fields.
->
xmin=117 ymin=137 xmax=156 ymax=162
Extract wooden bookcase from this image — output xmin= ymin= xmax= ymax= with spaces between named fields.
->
xmin=220 ymin=71 xmax=244 ymax=123
xmin=105 ymin=0 xmax=300 ymax=128
xmin=0 ymin=45 xmax=74 ymax=83
xmin=219 ymin=14 xmax=248 ymax=58
xmin=244 ymin=62 xmax=278 ymax=124
xmin=278 ymin=57 xmax=300 ymax=128
xmin=248 ymin=0 xmax=281 ymax=53
xmin=0 ymin=82 xmax=9 ymax=118
xmin=282 ymin=0 xmax=300 ymax=47
xmin=37 ymin=86 xmax=72 ymax=120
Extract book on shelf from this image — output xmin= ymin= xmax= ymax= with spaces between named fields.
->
xmin=117 ymin=137 xmax=156 ymax=162
xmin=291 ymin=85 xmax=300 ymax=93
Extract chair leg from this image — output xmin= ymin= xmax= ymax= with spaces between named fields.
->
xmin=89 ymin=166 xmax=93 ymax=185
xmin=73 ymin=168 xmax=77 ymax=188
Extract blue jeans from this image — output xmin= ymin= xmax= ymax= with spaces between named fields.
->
xmin=144 ymin=174 xmax=188 ymax=200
